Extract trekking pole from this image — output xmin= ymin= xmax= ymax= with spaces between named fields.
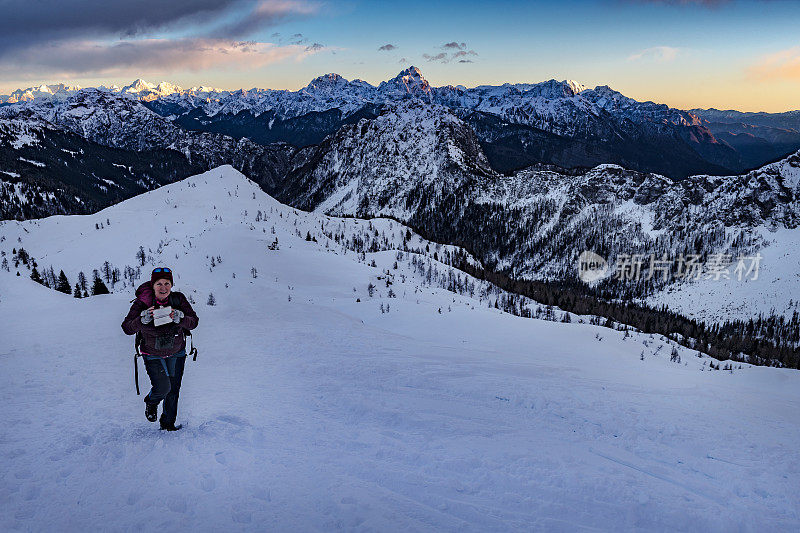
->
xmin=134 ymin=353 xmax=140 ymax=395
xmin=186 ymin=331 xmax=198 ymax=361
xmin=134 ymin=335 xmax=141 ymax=395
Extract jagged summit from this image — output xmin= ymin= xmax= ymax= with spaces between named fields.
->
xmin=122 ymin=78 xmax=154 ymax=93
xmin=564 ymin=80 xmax=588 ymax=94
xmin=2 ymin=83 xmax=82 ymax=103
xmin=396 ymin=66 xmax=424 ymax=80
xmin=378 ymin=66 xmax=431 ymax=97
xmin=519 ymin=79 xmax=587 ymax=99
xmin=303 ymin=73 xmax=351 ymax=93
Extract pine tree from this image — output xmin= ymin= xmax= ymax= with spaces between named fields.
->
xmin=74 ymin=283 xmax=82 ymax=298
xmin=77 ymin=271 xmax=87 ymax=293
xmin=91 ymin=270 xmax=110 ymax=295
xmin=56 ymin=270 xmax=71 ymax=294
xmin=30 ymin=266 xmax=43 ymax=284
xmin=41 ymin=267 xmax=52 ymax=288
xmin=207 ymin=293 xmax=216 ymax=306
xmin=136 ymin=246 xmax=146 ymax=266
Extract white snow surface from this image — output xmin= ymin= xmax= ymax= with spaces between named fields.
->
xmin=1 ymin=166 xmax=799 ymax=531
xmin=646 ymin=226 xmax=800 ymax=322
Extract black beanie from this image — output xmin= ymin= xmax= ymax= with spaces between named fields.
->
xmin=150 ymin=268 xmax=173 ymax=286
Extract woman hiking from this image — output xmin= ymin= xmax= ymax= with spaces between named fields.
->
xmin=122 ymin=267 xmax=198 ymax=431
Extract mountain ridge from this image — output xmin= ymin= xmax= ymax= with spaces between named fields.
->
xmin=3 ymin=67 xmax=776 ymax=178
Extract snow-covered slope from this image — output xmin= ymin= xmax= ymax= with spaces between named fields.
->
xmin=1 ymin=166 xmax=799 ymax=531
xmin=280 ymin=101 xmax=800 ymax=323
xmin=281 ymin=100 xmax=496 ymax=217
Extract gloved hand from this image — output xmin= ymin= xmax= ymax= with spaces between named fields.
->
xmin=140 ymin=308 xmax=153 ymax=324
xmin=172 ymin=309 xmax=184 ymax=324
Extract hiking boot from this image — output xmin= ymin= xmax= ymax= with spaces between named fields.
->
xmin=145 ymin=402 xmax=158 ymax=422
xmin=160 ymin=417 xmax=182 ymax=431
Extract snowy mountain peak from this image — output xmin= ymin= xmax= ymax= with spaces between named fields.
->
xmin=2 ymin=83 xmax=82 ymax=103
xmin=154 ymin=81 xmax=181 ymax=93
xmin=307 ymin=73 xmax=345 ymax=86
xmin=396 ymin=66 xmax=424 ymax=80
xmin=521 ymin=79 xmax=587 ymax=99
xmin=394 ymin=66 xmax=428 ymax=86
xmin=378 ymin=66 xmax=431 ymax=98
xmin=564 ymin=79 xmax=587 ymax=94
xmin=118 ymin=79 xmax=194 ymax=101
xmin=303 ymin=73 xmax=352 ymax=94
xmin=122 ymin=78 xmax=154 ymax=94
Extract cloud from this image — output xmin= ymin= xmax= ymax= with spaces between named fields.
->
xmin=423 ymin=42 xmax=479 ymax=64
xmin=0 ymin=0 xmax=243 ymax=50
xmin=627 ymin=46 xmax=679 ymax=62
xmin=0 ymin=38 xmax=322 ymax=79
xmin=423 ymin=52 xmax=448 ymax=63
xmin=378 ymin=44 xmax=397 ymax=52
xmin=212 ymin=1 xmax=319 ymax=38
xmin=0 ymin=0 xmax=319 ymax=54
xmin=748 ymin=47 xmax=800 ymax=81
xmin=442 ymin=42 xmax=467 ymax=50
xmin=0 ymin=0 xmax=323 ymax=81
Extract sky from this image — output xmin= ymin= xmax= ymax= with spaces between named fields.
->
xmin=0 ymin=0 xmax=798 ymax=112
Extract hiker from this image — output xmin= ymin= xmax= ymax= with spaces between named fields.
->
xmin=122 ymin=267 xmax=198 ymax=431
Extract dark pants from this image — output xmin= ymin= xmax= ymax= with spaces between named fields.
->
xmin=143 ymin=354 xmax=187 ymax=424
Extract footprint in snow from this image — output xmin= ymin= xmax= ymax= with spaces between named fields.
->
xmin=252 ymin=487 xmax=271 ymax=502
xmin=231 ymin=506 xmax=252 ymax=524
xmin=217 ymin=414 xmax=251 ymax=427
xmin=200 ymin=474 xmax=216 ymax=492
xmin=167 ymin=496 xmax=188 ymax=514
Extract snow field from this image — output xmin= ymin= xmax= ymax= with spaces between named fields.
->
xmin=1 ymin=166 xmax=799 ymax=531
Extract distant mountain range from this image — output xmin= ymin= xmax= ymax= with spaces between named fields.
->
xmin=4 ymin=68 xmax=799 ymax=179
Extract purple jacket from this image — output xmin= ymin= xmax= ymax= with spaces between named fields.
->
xmin=121 ymin=282 xmax=199 ymax=356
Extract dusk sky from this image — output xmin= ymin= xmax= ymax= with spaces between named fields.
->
xmin=1 ymin=0 xmax=798 ymax=112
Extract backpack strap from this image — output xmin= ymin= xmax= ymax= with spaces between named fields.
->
xmin=168 ymin=292 xmax=197 ymax=361
xmin=133 ymin=331 xmax=142 ymax=395
xmin=168 ymin=293 xmax=180 ymax=308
